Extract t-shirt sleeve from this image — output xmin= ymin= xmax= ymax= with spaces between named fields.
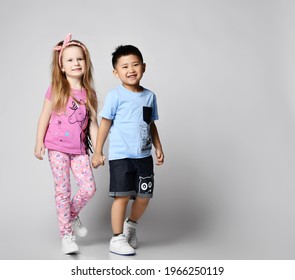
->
xmin=152 ymin=94 xmax=159 ymax=121
xmin=45 ymin=86 xmax=52 ymax=101
xmin=99 ymin=91 xmax=118 ymax=120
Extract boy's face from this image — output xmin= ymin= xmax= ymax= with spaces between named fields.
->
xmin=113 ymin=54 xmax=146 ymax=92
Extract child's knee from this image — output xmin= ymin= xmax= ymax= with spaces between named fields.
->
xmin=55 ymin=191 xmax=71 ymax=202
xmin=85 ymin=183 xmax=96 ymax=198
xmin=136 ymin=197 xmax=150 ymax=205
xmin=114 ymin=196 xmax=130 ymax=205
xmin=90 ymin=184 xmax=97 ymax=197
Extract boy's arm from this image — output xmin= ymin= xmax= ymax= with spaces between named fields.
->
xmin=150 ymin=121 xmax=164 ymax=165
xmin=92 ymin=117 xmax=112 ymax=168
xmin=34 ymin=98 xmax=52 ymax=160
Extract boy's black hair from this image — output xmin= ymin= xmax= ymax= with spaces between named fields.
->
xmin=112 ymin=45 xmax=144 ymax=68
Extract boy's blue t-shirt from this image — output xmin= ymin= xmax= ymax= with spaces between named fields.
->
xmin=100 ymin=85 xmax=159 ymax=160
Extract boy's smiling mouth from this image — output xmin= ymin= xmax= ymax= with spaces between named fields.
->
xmin=128 ymin=74 xmax=137 ymax=78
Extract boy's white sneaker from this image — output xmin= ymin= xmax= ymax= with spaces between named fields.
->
xmin=109 ymin=234 xmax=136 ymax=256
xmin=72 ymin=216 xmax=88 ymax=237
xmin=62 ymin=233 xmax=79 ymax=254
xmin=123 ymin=218 xmax=138 ymax=249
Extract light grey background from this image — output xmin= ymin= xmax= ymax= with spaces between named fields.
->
xmin=0 ymin=0 xmax=295 ymax=260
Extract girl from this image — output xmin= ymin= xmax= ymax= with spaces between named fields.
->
xmin=34 ymin=34 xmax=98 ymax=254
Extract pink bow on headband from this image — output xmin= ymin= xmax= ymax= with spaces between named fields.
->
xmin=53 ymin=33 xmax=86 ymax=68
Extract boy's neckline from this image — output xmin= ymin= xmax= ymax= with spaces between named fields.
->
xmin=121 ymin=84 xmax=144 ymax=93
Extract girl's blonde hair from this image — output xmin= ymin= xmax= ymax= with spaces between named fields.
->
xmin=51 ymin=39 xmax=97 ymax=118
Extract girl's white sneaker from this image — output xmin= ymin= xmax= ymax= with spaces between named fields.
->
xmin=62 ymin=233 xmax=79 ymax=254
xmin=72 ymin=216 xmax=88 ymax=237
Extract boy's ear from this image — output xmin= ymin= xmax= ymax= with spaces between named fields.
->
xmin=113 ymin=69 xmax=119 ymax=78
xmin=143 ymin=63 xmax=146 ymax=73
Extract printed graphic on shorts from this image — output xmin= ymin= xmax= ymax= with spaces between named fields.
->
xmin=138 ymin=175 xmax=154 ymax=194
xmin=140 ymin=124 xmax=152 ymax=153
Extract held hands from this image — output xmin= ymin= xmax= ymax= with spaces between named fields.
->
xmin=92 ymin=153 xmax=106 ymax=169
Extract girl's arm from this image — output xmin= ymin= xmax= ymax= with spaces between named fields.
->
xmin=91 ymin=117 xmax=112 ymax=168
xmin=89 ymin=112 xmax=99 ymax=149
xmin=150 ymin=121 xmax=164 ymax=165
xmin=34 ymin=99 xmax=52 ymax=160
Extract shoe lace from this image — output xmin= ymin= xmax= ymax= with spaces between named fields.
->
xmin=126 ymin=226 xmax=136 ymax=235
xmin=115 ymin=235 xmax=130 ymax=246
xmin=73 ymin=217 xmax=82 ymax=228
xmin=127 ymin=227 xmax=135 ymax=235
xmin=126 ymin=226 xmax=136 ymax=240
xmin=64 ymin=233 xmax=75 ymax=243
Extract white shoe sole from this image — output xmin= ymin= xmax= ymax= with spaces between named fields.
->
xmin=109 ymin=248 xmax=135 ymax=256
xmin=62 ymin=246 xmax=80 ymax=254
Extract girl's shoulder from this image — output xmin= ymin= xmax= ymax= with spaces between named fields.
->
xmin=45 ymin=86 xmax=52 ymax=100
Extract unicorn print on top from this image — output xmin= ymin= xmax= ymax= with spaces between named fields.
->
xmin=68 ymin=100 xmax=87 ymax=126
xmin=68 ymin=99 xmax=89 ymax=153
xmin=44 ymin=87 xmax=90 ymax=155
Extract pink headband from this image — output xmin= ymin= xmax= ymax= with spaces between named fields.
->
xmin=53 ymin=33 xmax=86 ymax=68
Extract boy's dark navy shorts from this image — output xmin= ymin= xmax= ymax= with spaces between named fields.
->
xmin=109 ymin=156 xmax=154 ymax=198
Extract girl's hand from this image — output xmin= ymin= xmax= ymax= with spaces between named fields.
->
xmin=155 ymin=149 xmax=164 ymax=165
xmin=92 ymin=153 xmax=106 ymax=168
xmin=34 ymin=143 xmax=46 ymax=160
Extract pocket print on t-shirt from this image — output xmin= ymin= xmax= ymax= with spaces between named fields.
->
xmin=143 ymin=106 xmax=152 ymax=125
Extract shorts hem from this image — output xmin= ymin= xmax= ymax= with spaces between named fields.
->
xmin=109 ymin=191 xmax=136 ymax=197
xmin=136 ymin=193 xmax=153 ymax=198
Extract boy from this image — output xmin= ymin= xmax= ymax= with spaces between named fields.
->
xmin=92 ymin=45 xmax=164 ymax=256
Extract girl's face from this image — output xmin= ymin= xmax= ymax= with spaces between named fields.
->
xmin=113 ymin=54 xmax=145 ymax=92
xmin=61 ymin=46 xmax=86 ymax=80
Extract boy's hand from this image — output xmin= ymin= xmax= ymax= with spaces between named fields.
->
xmin=92 ymin=153 xmax=106 ymax=168
xmin=155 ymin=149 xmax=164 ymax=165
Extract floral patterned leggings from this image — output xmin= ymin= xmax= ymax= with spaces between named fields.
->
xmin=48 ymin=150 xmax=96 ymax=237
